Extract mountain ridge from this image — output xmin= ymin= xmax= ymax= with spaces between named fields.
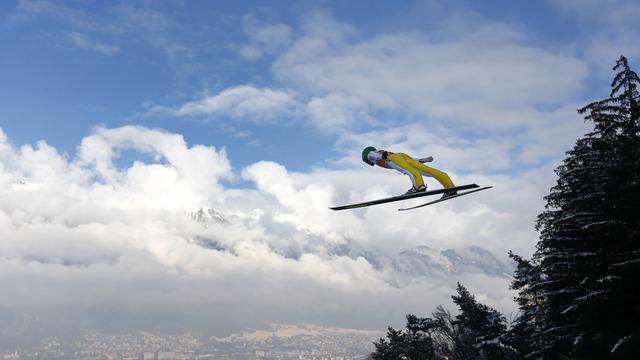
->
xmin=188 ymin=208 xmax=514 ymax=281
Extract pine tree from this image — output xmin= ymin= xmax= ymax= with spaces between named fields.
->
xmin=370 ymin=326 xmax=410 ymax=360
xmin=535 ymin=56 xmax=640 ymax=359
xmin=506 ymin=251 xmax=546 ymax=359
xmin=451 ymin=282 xmax=515 ymax=359
xmin=369 ymin=284 xmax=512 ymax=360
xmin=430 ymin=305 xmax=458 ymax=359
xmin=576 ymin=55 xmax=640 ymax=359
xmin=369 ymin=314 xmax=439 ymax=360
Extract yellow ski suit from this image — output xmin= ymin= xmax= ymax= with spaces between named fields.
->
xmin=367 ymin=150 xmax=455 ymax=190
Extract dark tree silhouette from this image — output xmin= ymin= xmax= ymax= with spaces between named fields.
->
xmin=451 ymin=283 xmax=511 ymax=359
xmin=505 ymin=251 xmax=545 ymax=359
xmin=369 ymin=284 xmax=513 ymax=360
xmin=535 ymin=55 xmax=640 ymax=359
xmin=369 ymin=314 xmax=438 ymax=360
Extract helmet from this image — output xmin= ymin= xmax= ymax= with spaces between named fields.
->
xmin=362 ymin=146 xmax=376 ymax=166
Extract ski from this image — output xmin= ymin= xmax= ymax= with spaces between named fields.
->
xmin=397 ymin=186 xmax=493 ymax=211
xmin=329 ymin=184 xmax=480 ymax=211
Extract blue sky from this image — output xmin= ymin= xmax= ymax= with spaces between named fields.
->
xmin=2 ymin=0 xmax=635 ymax=172
xmin=1 ymin=0 xmax=640 ymax=335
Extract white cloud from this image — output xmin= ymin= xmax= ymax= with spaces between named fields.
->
xmin=77 ymin=125 xmax=232 ymax=205
xmin=551 ymin=0 xmax=640 ymax=70
xmin=64 ymin=31 xmax=120 ymax=55
xmin=240 ymin=15 xmax=293 ymax=61
xmin=272 ymin=12 xmax=587 ymax=131
xmin=149 ymin=85 xmax=302 ymax=123
xmin=0 ymin=125 xmax=526 ymax=333
xmin=306 ymin=92 xmax=376 ymax=129
xmin=109 ymin=4 xmax=192 ymax=64
xmin=8 ymin=1 xmax=197 ymax=69
xmin=8 ymin=0 xmax=98 ymax=28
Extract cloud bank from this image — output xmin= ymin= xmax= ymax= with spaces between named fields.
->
xmin=0 ymin=125 xmax=530 ymax=335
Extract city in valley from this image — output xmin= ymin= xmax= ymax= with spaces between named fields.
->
xmin=0 ymin=324 xmax=383 ymax=360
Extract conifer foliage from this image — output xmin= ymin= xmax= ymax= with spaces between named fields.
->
xmin=368 ymin=56 xmax=640 ymax=360
xmin=535 ymin=55 xmax=640 ymax=359
xmin=369 ymin=314 xmax=438 ymax=360
xmin=450 ymin=283 xmax=509 ymax=359
xmin=505 ymin=251 xmax=545 ymax=359
xmin=369 ymin=284 xmax=512 ymax=360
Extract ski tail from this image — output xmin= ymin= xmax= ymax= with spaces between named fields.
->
xmin=398 ymin=186 xmax=492 ymax=211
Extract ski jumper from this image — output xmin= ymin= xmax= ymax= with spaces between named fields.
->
xmin=367 ymin=150 xmax=455 ymax=190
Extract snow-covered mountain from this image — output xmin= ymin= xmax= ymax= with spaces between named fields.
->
xmin=188 ymin=208 xmax=227 ymax=227
xmin=394 ymin=245 xmax=513 ymax=278
xmin=187 ymin=208 xmax=513 ymax=281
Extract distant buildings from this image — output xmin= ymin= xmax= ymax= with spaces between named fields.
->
xmin=0 ymin=326 xmax=379 ymax=360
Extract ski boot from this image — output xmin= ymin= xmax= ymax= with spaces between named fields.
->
xmin=441 ymin=188 xmax=458 ymax=199
xmin=406 ymin=185 xmax=427 ymax=194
